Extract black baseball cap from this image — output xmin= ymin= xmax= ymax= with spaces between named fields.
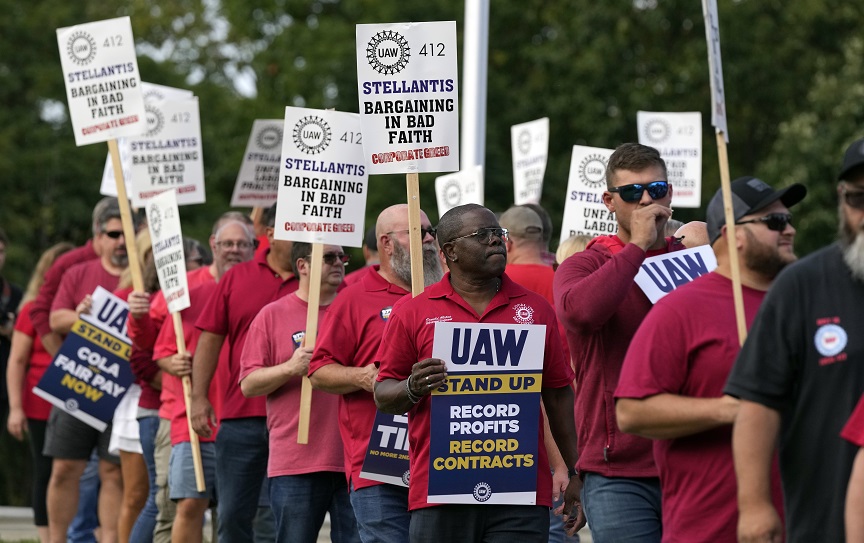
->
xmin=706 ymin=176 xmax=807 ymax=244
xmin=839 ymin=137 xmax=864 ymax=181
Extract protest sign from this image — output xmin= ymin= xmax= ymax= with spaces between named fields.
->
xmin=230 ymin=119 xmax=284 ymax=208
xmin=559 ymin=145 xmax=615 ymax=244
xmin=435 ymin=166 xmax=484 ymax=217
xmin=146 ymin=189 xmax=189 ymax=313
xmin=100 ymin=83 xmax=195 ymax=197
xmin=511 ymin=118 xmax=549 ymax=205
xmin=702 ymin=0 xmax=728 ymax=141
xmin=428 ymin=322 xmax=545 ymax=505
xmin=359 ymin=412 xmax=410 ymax=487
xmin=634 ymin=245 xmax=718 ymax=303
xmin=126 ymin=98 xmax=205 ymax=206
xmin=33 ymin=287 xmax=133 ymax=431
xmin=274 ymin=107 xmax=368 ymax=247
xmin=57 ymin=17 xmax=146 ymax=146
xmin=637 ymin=112 xmax=703 ymax=208
xmin=356 ymin=21 xmax=459 ymax=175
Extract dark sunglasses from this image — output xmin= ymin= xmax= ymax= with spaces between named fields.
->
xmin=609 ymin=181 xmax=670 ymax=203
xmin=305 ymin=252 xmax=350 ymax=265
xmin=841 ymin=185 xmax=864 ymax=210
xmin=386 ymin=227 xmax=437 ymax=239
xmin=103 ymin=230 xmax=124 ymax=239
xmin=735 ymin=213 xmax=793 ymax=232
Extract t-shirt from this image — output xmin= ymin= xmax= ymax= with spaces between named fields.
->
xmin=51 ymin=259 xmax=121 ymax=314
xmin=725 ymin=243 xmax=864 ymax=543
xmin=30 ymin=241 xmax=98 ymax=338
xmin=195 ymin=250 xmax=299 ymax=420
xmin=240 ymin=293 xmax=344 ymax=478
xmin=504 ymin=264 xmax=555 ymax=305
xmin=376 ymin=273 xmax=573 ymax=511
xmin=616 ymin=272 xmax=783 ymax=543
xmin=342 ymin=265 xmax=375 ymax=287
xmin=309 ymin=265 xmax=410 ymax=490
xmin=13 ymin=301 xmax=53 ymax=420
xmin=553 ymin=235 xmax=684 ymax=477
xmin=842 ymin=394 xmax=864 ymax=447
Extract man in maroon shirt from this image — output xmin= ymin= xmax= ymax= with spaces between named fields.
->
xmin=553 ymin=143 xmax=683 ymax=541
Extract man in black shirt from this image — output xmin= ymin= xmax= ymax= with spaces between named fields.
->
xmin=725 ymin=137 xmax=864 ymax=542
xmin=0 ymin=227 xmax=23 ymax=424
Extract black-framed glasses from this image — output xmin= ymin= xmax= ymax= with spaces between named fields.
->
xmin=841 ymin=184 xmax=864 ymax=210
xmin=736 ymin=213 xmax=793 ymax=232
xmin=609 ymin=181 xmax=670 ymax=203
xmin=215 ymin=240 xmax=257 ymax=250
xmin=103 ymin=230 xmax=124 ymax=239
xmin=305 ymin=252 xmax=350 ymax=265
xmin=386 ymin=227 xmax=437 ymax=239
xmin=445 ymin=227 xmax=509 ymax=245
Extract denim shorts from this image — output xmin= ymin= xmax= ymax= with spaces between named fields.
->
xmin=168 ymin=441 xmax=217 ymax=504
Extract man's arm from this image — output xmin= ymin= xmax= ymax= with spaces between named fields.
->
xmin=616 ymin=393 xmax=740 ymax=439
xmin=374 ymin=358 xmax=446 ymax=415
xmin=309 ymin=363 xmax=377 ymax=394
xmin=50 ymin=294 xmax=92 ymax=336
xmin=240 ymin=346 xmax=312 ymax=398
xmin=846 ymin=448 xmax=864 ymax=541
xmin=190 ymin=331 xmax=225 ymax=438
xmin=542 ymin=385 xmax=584 ymax=534
xmin=733 ymin=400 xmax=783 ymax=543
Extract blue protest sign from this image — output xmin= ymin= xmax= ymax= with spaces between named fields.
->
xmin=359 ymin=412 xmax=410 ymax=487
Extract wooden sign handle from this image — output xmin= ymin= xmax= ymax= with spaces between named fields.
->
xmin=716 ymin=132 xmax=748 ymax=345
xmin=297 ymin=243 xmax=323 ymax=444
xmin=108 ymin=139 xmax=144 ymax=292
xmin=173 ymin=312 xmax=206 ymax=491
xmin=406 ymin=173 xmax=425 ymax=297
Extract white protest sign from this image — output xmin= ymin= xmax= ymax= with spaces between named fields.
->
xmin=146 ymin=190 xmax=189 ymax=313
xmin=100 ymin=83 xmax=195 ymax=197
xmin=127 ymin=98 xmax=205 ymax=207
xmin=356 ymin=21 xmax=460 ymax=174
xmin=512 ymin=118 xmax=549 ymax=205
xmin=274 ymin=107 xmax=368 ymax=247
xmin=559 ymin=145 xmax=615 ymax=244
xmin=634 ymin=245 xmax=718 ymax=303
xmin=435 ymin=166 xmax=484 ymax=217
xmin=637 ymin=112 xmax=703 ymax=208
xmin=702 ymin=0 xmax=728 ymax=140
xmin=56 ymin=17 xmax=146 ymax=146
xmin=230 ymin=119 xmax=284 ymax=208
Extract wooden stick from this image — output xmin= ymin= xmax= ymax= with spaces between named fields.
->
xmin=716 ymin=132 xmax=748 ymax=345
xmin=107 ymin=139 xmax=144 ymax=292
xmin=297 ymin=243 xmax=323 ymax=444
xmin=406 ymin=173 xmax=425 ymax=297
xmin=173 ymin=312 xmax=206 ymax=491
xmin=250 ymin=207 xmax=263 ymax=225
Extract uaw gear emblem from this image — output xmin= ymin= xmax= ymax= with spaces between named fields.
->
xmin=473 ymin=482 xmax=492 ymax=502
xmin=579 ymin=154 xmax=607 ymax=189
xmin=380 ymin=306 xmax=392 ymax=321
xmin=814 ymin=323 xmax=847 ymax=357
xmin=292 ymin=330 xmax=306 ymax=349
xmin=512 ymin=303 xmax=534 ymax=325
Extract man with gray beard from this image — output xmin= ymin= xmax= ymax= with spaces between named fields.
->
xmin=725 ymin=137 xmax=864 ymax=543
xmin=309 ymin=204 xmax=442 ymax=543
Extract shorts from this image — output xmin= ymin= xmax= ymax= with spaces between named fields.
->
xmin=43 ymin=407 xmax=119 ymax=464
xmin=169 ymin=441 xmax=217 ymax=504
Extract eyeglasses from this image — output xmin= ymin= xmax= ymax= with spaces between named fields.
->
xmin=103 ymin=230 xmax=124 ymax=239
xmin=215 ymin=240 xmax=257 ymax=250
xmin=305 ymin=252 xmax=350 ymax=265
xmin=609 ymin=181 xmax=670 ymax=203
xmin=735 ymin=213 xmax=793 ymax=232
xmin=840 ymin=185 xmax=864 ymax=210
xmin=386 ymin=227 xmax=437 ymax=239
xmin=445 ymin=227 xmax=509 ymax=245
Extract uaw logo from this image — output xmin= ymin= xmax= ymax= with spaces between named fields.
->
xmin=814 ymin=323 xmax=847 ymax=358
xmin=579 ymin=154 xmax=608 ymax=189
xmin=65 ymin=398 xmax=80 ymax=412
xmin=366 ymin=30 xmax=411 ymax=75
xmin=643 ymin=118 xmax=671 ymax=145
xmin=143 ymin=89 xmax=166 ymax=103
xmin=144 ymin=104 xmax=165 ymax=137
xmin=148 ymin=203 xmax=162 ymax=238
xmin=292 ymin=116 xmax=332 ymax=155
xmin=473 ymin=482 xmax=492 ymax=502
xmin=513 ymin=303 xmax=535 ymax=325
xmin=67 ymin=31 xmax=97 ymax=66
xmin=256 ymin=126 xmax=283 ymax=150
xmin=443 ymin=180 xmax=463 ymax=207
xmin=401 ymin=470 xmax=410 ymax=486
xmin=380 ymin=306 xmax=392 ymax=321
xmin=292 ymin=330 xmax=306 ymax=350
xmin=516 ymin=129 xmax=532 ymax=155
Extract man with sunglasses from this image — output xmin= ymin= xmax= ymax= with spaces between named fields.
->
xmin=615 ymin=176 xmax=805 ymax=542
xmin=375 ymin=204 xmax=579 ymax=542
xmin=309 ymin=204 xmax=442 ymax=543
xmin=239 ymin=241 xmax=360 ymax=542
xmin=553 ymin=143 xmax=684 ymax=541
xmin=724 ymin=138 xmax=864 ymax=543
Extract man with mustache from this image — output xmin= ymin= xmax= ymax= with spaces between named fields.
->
xmin=725 ymin=137 xmax=864 ymax=543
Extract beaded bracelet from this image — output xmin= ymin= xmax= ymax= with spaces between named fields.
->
xmin=405 ymin=375 xmax=422 ymax=404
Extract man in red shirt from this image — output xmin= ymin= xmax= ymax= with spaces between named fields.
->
xmin=375 ymin=204 xmax=580 ymax=542
xmin=615 ymin=177 xmax=804 ymax=542
xmin=309 ymin=204 xmax=442 ymax=543
xmin=191 ymin=204 xmax=298 ymax=542
xmin=553 ymin=143 xmax=683 ymax=541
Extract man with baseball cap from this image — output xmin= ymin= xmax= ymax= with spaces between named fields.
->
xmin=725 ymin=137 xmax=864 ymax=542
xmin=616 ymin=176 xmax=804 ymax=542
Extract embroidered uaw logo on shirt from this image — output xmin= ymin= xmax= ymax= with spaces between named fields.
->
xmin=380 ymin=306 xmax=392 ymax=321
xmin=512 ymin=303 xmax=534 ymax=325
xmin=292 ymin=330 xmax=305 ymax=349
